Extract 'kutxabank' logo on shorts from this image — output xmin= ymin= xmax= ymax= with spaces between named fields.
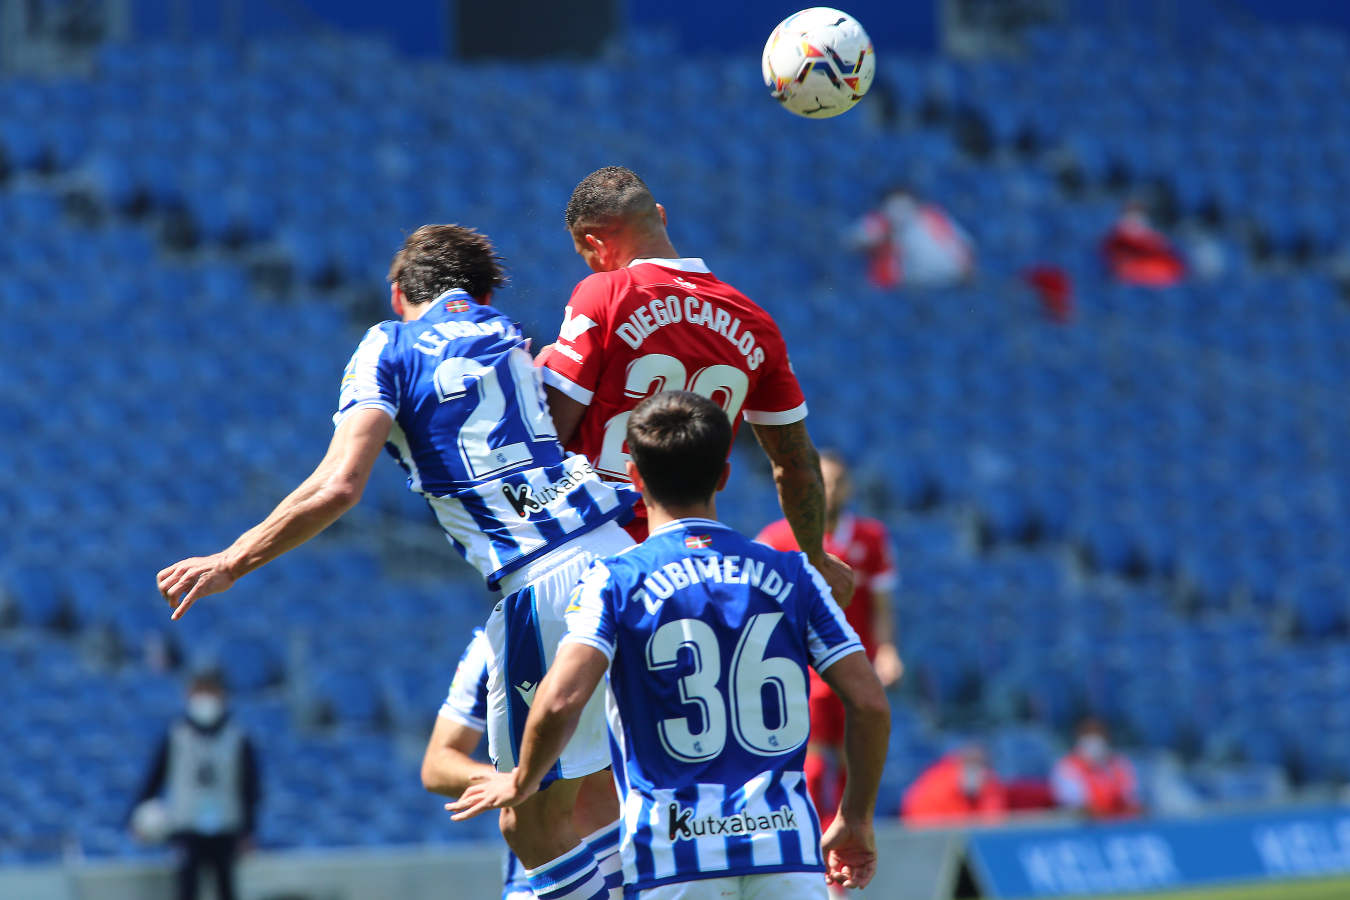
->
xmin=667 ymin=804 xmax=798 ymax=841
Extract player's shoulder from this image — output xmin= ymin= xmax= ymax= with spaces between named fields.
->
xmin=754 ymin=518 xmax=797 ymax=550
xmin=570 ymin=268 xmax=629 ymax=307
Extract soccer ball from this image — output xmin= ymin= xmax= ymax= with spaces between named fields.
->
xmin=762 ymin=7 xmax=875 ymax=119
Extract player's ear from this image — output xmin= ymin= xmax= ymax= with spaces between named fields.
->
xmin=715 ymin=461 xmax=731 ymax=493
xmin=625 ymin=460 xmax=645 ymax=494
xmin=390 ymin=283 xmax=406 ymax=319
xmin=656 ymin=203 xmax=668 ymax=228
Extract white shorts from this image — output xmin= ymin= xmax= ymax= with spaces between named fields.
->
xmin=636 ymin=873 xmax=826 ymax=900
xmin=485 ymin=521 xmax=633 ymax=785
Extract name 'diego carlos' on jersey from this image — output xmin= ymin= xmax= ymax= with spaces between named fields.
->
xmin=333 ymin=290 xmax=636 ymax=589
xmin=539 ymin=259 xmax=808 ymax=481
xmin=561 ymin=519 xmax=863 ymax=891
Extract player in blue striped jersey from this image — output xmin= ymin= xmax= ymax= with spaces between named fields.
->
xmin=452 ymin=392 xmax=891 ymax=898
xmin=422 ymin=629 xmax=622 ymax=900
xmin=157 ymin=225 xmax=636 ymax=900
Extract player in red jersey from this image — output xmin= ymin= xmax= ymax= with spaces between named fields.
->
xmin=536 ymin=165 xmax=853 ymax=603
xmin=757 ymin=450 xmax=903 ymax=827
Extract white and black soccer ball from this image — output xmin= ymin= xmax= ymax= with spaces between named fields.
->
xmin=762 ymin=7 xmax=875 ymax=119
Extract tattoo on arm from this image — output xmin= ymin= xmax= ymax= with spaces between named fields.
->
xmin=751 ymin=420 xmax=827 ymax=560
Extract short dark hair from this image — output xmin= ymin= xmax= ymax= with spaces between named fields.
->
xmin=626 ymin=391 xmax=731 ymax=508
xmin=564 ymin=166 xmax=661 ymax=234
xmin=387 ymin=224 xmax=506 ymax=304
xmin=189 ymin=667 xmax=225 ymax=694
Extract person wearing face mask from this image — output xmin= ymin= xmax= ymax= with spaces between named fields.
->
xmin=1051 ymin=718 xmax=1141 ymax=820
xmin=129 ymin=669 xmax=261 ymax=900
xmin=901 ymin=744 xmax=1008 ymax=827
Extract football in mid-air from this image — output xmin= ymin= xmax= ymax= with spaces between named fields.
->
xmin=762 ymin=7 xmax=875 ymax=119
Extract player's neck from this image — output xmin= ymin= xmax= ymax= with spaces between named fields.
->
xmin=620 ymin=235 xmax=680 ymax=266
xmin=644 ymin=498 xmax=718 ymax=533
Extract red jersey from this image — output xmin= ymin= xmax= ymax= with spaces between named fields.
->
xmin=539 ymin=258 xmax=807 ymax=528
xmin=756 ymin=513 xmax=896 ymax=655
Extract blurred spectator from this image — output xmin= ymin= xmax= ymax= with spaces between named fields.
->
xmin=902 ymin=745 xmax=1008 ymax=826
xmin=1051 ymin=718 xmax=1140 ymax=819
xmin=1100 ymin=201 xmax=1186 ymax=287
xmin=850 ymin=187 xmax=975 ymax=289
xmin=130 ymin=669 xmax=260 ymax=900
xmin=756 ymin=450 xmax=902 ymax=826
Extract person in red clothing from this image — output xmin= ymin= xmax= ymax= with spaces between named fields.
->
xmin=1100 ymin=201 xmax=1186 ymax=287
xmin=901 ymin=745 xmax=1008 ymax=827
xmin=537 ymin=165 xmax=852 ymax=604
xmin=1051 ymin=718 xmax=1141 ymax=819
xmin=757 ymin=451 xmax=903 ymax=824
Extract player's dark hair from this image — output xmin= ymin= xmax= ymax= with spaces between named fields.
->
xmin=387 ymin=224 xmax=507 ymax=304
xmin=627 ymin=391 xmax=731 ymax=508
xmin=189 ymin=668 xmax=225 ymax=694
xmin=564 ymin=166 xmax=661 ymax=234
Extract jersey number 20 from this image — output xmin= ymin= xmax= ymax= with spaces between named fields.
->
xmin=646 ymin=612 xmax=808 ymax=762
xmin=597 ymin=353 xmax=748 ymax=479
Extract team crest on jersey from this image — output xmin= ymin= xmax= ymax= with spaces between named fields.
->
xmin=445 ymin=298 xmax=471 ymax=313
xmin=558 ymin=305 xmax=598 ymax=342
xmin=685 ymin=534 xmax=712 ymax=549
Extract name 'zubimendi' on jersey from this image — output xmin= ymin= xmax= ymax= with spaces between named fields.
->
xmin=562 ymin=519 xmax=863 ymax=893
xmin=335 ymin=291 xmax=637 ymax=589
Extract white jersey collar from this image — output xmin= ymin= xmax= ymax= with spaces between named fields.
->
xmin=627 ymin=257 xmax=711 ymax=274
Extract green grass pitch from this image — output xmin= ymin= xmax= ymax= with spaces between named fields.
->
xmin=1064 ymin=876 xmax=1350 ymax=900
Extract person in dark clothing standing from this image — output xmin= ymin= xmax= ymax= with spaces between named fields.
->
xmin=130 ymin=669 xmax=261 ymax=900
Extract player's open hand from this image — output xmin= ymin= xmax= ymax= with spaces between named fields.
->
xmin=446 ymin=770 xmax=536 ymax=821
xmin=816 ymin=552 xmax=856 ymax=608
xmin=156 ymin=554 xmax=237 ymax=621
xmin=820 ymin=817 xmax=877 ymax=890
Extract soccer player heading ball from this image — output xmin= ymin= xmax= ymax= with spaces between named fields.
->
xmin=451 ymin=391 xmax=891 ymax=898
xmin=538 ymin=165 xmax=854 ymax=606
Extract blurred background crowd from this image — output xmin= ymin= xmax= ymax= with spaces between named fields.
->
xmin=2 ymin=0 xmax=1350 ymax=874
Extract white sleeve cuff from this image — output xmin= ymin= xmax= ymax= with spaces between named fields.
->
xmin=869 ymin=572 xmax=899 ymax=592
xmin=742 ymin=402 xmax=808 ymax=426
xmin=541 ymin=367 xmax=595 ymax=406
xmin=333 ymin=400 xmax=397 ymax=427
xmin=813 ymin=642 xmax=865 ymax=676
xmin=438 ymin=707 xmax=487 ymax=731
xmin=560 ymin=633 xmax=615 ymax=663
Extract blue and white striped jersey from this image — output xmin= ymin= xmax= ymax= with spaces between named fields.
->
xmin=438 ymin=629 xmax=532 ymax=900
xmin=562 ymin=518 xmax=863 ymax=893
xmin=335 ymin=291 xmax=637 ymax=588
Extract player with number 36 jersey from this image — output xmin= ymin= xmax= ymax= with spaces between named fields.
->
xmin=449 ymin=392 xmax=890 ymax=899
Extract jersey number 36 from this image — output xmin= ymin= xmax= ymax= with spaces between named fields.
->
xmin=646 ymin=612 xmax=809 ymax=761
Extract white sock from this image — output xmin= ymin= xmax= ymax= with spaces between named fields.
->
xmin=584 ymin=820 xmax=623 ymax=898
xmin=525 ymin=841 xmax=608 ymax=900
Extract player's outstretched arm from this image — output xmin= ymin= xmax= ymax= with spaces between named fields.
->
xmin=819 ymin=650 xmax=890 ymax=889
xmin=421 ymin=717 xmax=495 ymax=798
xmin=750 ymin=420 xmax=855 ymax=605
xmin=156 ymin=408 xmax=393 ymax=620
xmin=447 ymin=642 xmax=609 ymax=821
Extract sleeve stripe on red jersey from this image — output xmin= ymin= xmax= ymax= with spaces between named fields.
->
xmin=540 ymin=366 xmax=594 ymax=406
xmin=870 ymin=572 xmax=899 ymax=592
xmin=742 ymin=402 xmax=808 ymax=426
